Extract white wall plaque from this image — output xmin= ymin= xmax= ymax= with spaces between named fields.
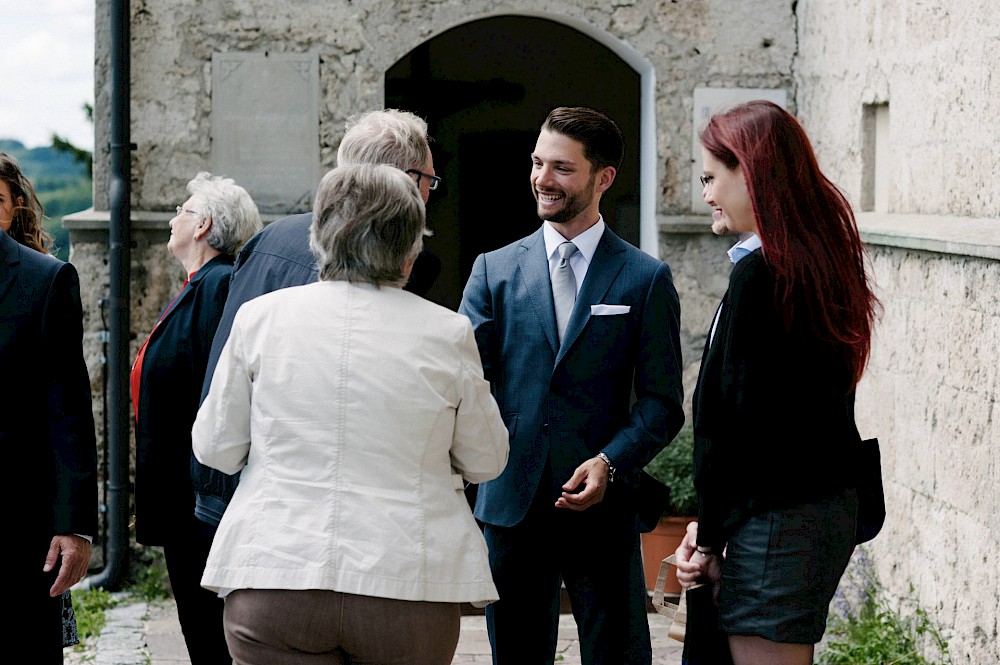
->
xmin=212 ymin=52 xmax=320 ymax=214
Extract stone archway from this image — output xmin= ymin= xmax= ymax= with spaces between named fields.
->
xmin=386 ymin=15 xmax=643 ymax=310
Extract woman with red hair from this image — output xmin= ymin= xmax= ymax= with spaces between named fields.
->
xmin=676 ymin=100 xmax=879 ymax=665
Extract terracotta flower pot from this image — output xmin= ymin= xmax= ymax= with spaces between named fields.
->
xmin=640 ymin=515 xmax=692 ymax=594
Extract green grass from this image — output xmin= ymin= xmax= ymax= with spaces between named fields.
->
xmin=68 ymin=546 xmax=171 ymax=652
xmin=71 ymin=587 xmax=116 ymax=642
xmin=819 ymin=549 xmax=950 ymax=665
xmin=128 ymin=547 xmax=171 ymax=603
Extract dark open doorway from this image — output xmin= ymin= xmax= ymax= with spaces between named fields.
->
xmin=386 ymin=15 xmax=641 ymax=310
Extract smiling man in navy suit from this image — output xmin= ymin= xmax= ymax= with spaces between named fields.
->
xmin=459 ymin=107 xmax=684 ymax=665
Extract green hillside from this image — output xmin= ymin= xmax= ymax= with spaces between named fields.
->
xmin=1 ymin=138 xmax=92 ymax=261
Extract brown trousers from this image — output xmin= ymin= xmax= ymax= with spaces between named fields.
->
xmin=223 ymin=588 xmax=461 ymax=665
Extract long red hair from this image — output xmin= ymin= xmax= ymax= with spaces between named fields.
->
xmin=700 ymin=100 xmax=879 ymax=386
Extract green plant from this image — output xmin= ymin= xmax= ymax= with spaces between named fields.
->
xmin=71 ymin=587 xmax=117 ymax=641
xmin=644 ymin=427 xmax=697 ymax=516
xmin=820 ymin=549 xmax=951 ymax=665
xmin=128 ymin=546 xmax=171 ymax=602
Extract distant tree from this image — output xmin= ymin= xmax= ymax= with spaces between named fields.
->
xmin=51 ymin=102 xmax=94 ymax=177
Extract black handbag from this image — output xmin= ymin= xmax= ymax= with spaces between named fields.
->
xmin=854 ymin=437 xmax=886 ymax=544
xmin=651 ymin=556 xmax=733 ymax=665
xmin=681 ymin=583 xmax=734 ymax=665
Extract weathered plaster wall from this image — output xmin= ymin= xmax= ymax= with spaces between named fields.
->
xmin=93 ymin=0 xmax=794 ymax=214
xmin=796 ymin=2 xmax=1000 ymax=661
xmin=795 ymin=0 xmax=1000 ymax=217
xmin=658 ymin=223 xmax=734 ymax=414
xmin=853 ymin=246 xmax=1000 ymax=663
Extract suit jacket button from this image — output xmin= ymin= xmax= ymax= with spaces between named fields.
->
xmin=542 ymin=423 xmax=550 ymax=434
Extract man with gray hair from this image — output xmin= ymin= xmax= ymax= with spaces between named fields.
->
xmin=195 ymin=109 xmax=440 ymax=526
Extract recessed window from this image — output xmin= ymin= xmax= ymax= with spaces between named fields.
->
xmin=861 ymin=103 xmax=890 ymax=212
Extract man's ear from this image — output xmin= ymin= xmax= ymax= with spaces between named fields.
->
xmin=595 ymin=166 xmax=617 ymax=194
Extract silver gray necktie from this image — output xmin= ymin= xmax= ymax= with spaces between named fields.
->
xmin=552 ymin=241 xmax=579 ymax=343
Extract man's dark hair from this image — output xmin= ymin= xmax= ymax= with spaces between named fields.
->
xmin=541 ymin=106 xmax=625 ymax=172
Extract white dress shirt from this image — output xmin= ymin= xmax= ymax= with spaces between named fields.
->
xmin=543 ymin=218 xmax=606 ymax=293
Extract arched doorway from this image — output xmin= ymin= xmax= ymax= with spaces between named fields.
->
xmin=386 ymin=15 xmax=642 ymax=310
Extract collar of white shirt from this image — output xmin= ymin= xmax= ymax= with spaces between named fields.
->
xmin=727 ymin=232 xmax=762 ymax=264
xmin=544 ymin=217 xmax=605 ymax=270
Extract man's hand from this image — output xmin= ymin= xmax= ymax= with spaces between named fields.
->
xmin=44 ymin=535 xmax=91 ymax=597
xmin=555 ymin=457 xmax=609 ymax=511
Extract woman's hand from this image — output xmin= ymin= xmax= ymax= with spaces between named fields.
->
xmin=674 ymin=521 xmax=724 ymax=591
xmin=674 ymin=521 xmax=703 ymax=589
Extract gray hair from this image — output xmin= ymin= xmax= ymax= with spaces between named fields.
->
xmin=337 ymin=109 xmax=430 ymax=171
xmin=310 ymin=164 xmax=426 ymax=287
xmin=186 ymin=172 xmax=262 ymax=256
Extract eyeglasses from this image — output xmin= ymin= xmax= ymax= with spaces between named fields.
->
xmin=699 ymin=175 xmax=714 ymax=187
xmin=175 ymin=206 xmax=203 ymax=217
xmin=405 ymin=169 xmax=442 ymax=191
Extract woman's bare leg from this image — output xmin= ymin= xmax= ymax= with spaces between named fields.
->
xmin=729 ymin=635 xmax=814 ymax=665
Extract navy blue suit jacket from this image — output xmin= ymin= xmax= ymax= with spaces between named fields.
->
xmin=459 ymin=226 xmax=684 ymax=529
xmin=0 ymin=231 xmax=97 ymax=558
xmin=202 ymin=213 xmax=317 ymax=405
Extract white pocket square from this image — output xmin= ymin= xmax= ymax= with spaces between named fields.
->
xmin=591 ymin=304 xmax=631 ymax=316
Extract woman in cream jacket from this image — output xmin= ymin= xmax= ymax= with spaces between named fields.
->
xmin=193 ymin=164 xmax=509 ymax=665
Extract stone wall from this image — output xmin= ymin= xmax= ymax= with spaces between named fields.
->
xmin=795 ymin=0 xmax=999 ymax=218
xmin=852 ymin=243 xmax=999 ymax=663
xmin=795 ymin=1 xmax=1000 ymax=661
xmin=92 ymin=0 xmax=794 ymax=214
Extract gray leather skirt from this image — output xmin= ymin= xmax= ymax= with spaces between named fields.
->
xmin=718 ymin=488 xmax=858 ymax=643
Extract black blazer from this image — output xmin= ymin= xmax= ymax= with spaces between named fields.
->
xmin=133 ymin=256 xmax=233 ymax=544
xmin=0 ymin=232 xmax=97 ymax=551
xmin=692 ymin=250 xmax=861 ymax=550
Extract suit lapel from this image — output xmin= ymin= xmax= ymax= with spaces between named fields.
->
xmin=554 ymin=228 xmax=628 ymax=367
xmin=518 ymin=229 xmax=560 ymax=355
xmin=147 ymin=259 xmax=213 ymax=346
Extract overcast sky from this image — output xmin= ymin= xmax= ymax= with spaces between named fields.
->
xmin=2 ymin=0 xmax=95 ymax=150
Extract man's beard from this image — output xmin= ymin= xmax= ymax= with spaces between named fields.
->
xmin=534 ymin=179 xmax=596 ymax=224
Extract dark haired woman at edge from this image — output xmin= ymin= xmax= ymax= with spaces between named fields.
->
xmin=676 ymin=100 xmax=880 ymax=665
xmin=0 ymin=151 xmax=54 ymax=253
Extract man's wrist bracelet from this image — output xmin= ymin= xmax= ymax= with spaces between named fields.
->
xmin=597 ymin=452 xmax=615 ymax=483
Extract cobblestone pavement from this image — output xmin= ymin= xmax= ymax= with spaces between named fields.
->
xmin=66 ymin=595 xmax=685 ymax=665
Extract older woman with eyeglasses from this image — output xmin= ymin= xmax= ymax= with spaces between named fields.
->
xmin=131 ymin=172 xmax=261 ymax=665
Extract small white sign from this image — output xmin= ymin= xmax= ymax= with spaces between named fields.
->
xmin=212 ymin=53 xmax=321 ymax=214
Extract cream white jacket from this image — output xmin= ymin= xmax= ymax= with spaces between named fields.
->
xmin=193 ymin=281 xmax=508 ymax=605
